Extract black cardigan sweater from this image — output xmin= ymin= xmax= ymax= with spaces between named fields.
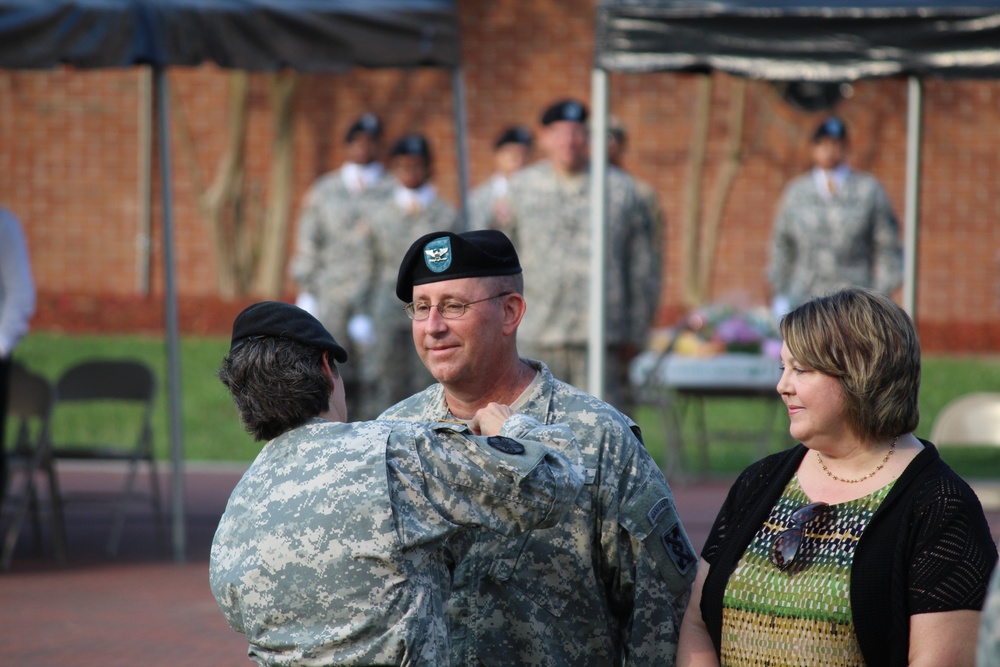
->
xmin=700 ymin=441 xmax=998 ymax=667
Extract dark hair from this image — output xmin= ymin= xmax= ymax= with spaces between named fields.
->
xmin=217 ymin=338 xmax=336 ymax=442
xmin=780 ymin=287 xmax=920 ymax=442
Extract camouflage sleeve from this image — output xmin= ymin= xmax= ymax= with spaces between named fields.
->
xmin=625 ymin=188 xmax=662 ymax=347
xmin=414 ymin=417 xmax=584 ymax=537
xmin=978 ymin=564 xmax=1000 ymax=667
xmin=289 ymin=184 xmax=325 ymax=292
xmin=467 ymin=182 xmax=494 ymax=231
xmin=870 ymin=180 xmax=903 ymax=295
xmin=767 ymin=186 xmax=797 ymax=296
xmin=609 ymin=441 xmax=697 ymax=665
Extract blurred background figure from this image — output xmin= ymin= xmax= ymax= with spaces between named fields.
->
xmin=506 ymin=99 xmax=660 ymax=415
xmin=363 ymin=133 xmax=459 ymax=414
xmin=607 ymin=115 xmax=665 ymax=253
xmin=289 ymin=112 xmax=391 ymax=420
xmin=767 ymin=115 xmax=903 ymax=321
xmin=468 ymin=124 xmax=533 ymax=231
xmin=0 ymin=205 xmax=35 ymax=499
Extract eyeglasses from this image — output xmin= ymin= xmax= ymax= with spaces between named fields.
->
xmin=404 ymin=292 xmax=512 ymax=321
xmin=769 ymin=502 xmax=830 ymax=570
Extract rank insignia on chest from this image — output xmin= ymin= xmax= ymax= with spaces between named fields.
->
xmin=423 ymin=237 xmax=452 ymax=273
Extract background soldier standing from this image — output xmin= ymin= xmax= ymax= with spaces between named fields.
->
xmin=468 ymin=124 xmax=534 ymax=232
xmin=506 ymin=99 xmax=661 ymax=414
xmin=363 ymin=133 xmax=459 ymax=412
xmin=289 ymin=112 xmax=391 ymax=419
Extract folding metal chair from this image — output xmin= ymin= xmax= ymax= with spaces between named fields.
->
xmin=930 ymin=393 xmax=1000 ymax=447
xmin=50 ymin=359 xmax=164 ymax=558
xmin=2 ymin=362 xmax=68 ymax=570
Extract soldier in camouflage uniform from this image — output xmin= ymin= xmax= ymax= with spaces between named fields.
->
xmin=768 ymin=116 xmax=903 ymax=317
xmin=467 ymin=124 xmax=533 ymax=232
xmin=210 ymin=300 xmax=585 ymax=667
xmin=289 ymin=113 xmax=392 ymax=420
xmin=505 ymin=99 xmax=661 ymax=414
xmin=363 ymin=134 xmax=459 ymax=412
xmin=979 ymin=564 xmax=1000 ymax=666
xmin=382 ymin=230 xmax=696 ymax=667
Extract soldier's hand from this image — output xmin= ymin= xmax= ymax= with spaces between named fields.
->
xmin=470 ymin=403 xmax=514 ymax=436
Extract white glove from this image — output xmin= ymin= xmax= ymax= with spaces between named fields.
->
xmin=348 ymin=314 xmax=377 ymax=347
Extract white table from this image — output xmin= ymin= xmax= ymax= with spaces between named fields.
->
xmin=630 ymin=352 xmax=787 ymax=478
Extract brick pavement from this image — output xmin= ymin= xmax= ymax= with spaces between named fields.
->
xmin=1 ymin=462 xmax=997 ymax=667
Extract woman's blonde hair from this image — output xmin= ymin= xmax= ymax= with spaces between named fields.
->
xmin=780 ymin=287 xmax=920 ymax=442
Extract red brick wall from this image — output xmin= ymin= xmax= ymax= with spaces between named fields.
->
xmin=1 ymin=0 xmax=998 ymax=351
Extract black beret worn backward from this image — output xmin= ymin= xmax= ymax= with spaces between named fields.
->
xmin=396 ymin=230 xmax=522 ymax=302
xmin=229 ymin=301 xmax=348 ymax=363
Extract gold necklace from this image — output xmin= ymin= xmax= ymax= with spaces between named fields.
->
xmin=816 ymin=436 xmax=898 ymax=484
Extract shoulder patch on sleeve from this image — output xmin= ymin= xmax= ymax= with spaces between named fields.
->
xmin=661 ymin=524 xmax=697 ymax=576
xmin=487 ymin=436 xmax=525 ymax=455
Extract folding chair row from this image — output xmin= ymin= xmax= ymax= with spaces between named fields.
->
xmin=1 ymin=358 xmax=165 ymax=568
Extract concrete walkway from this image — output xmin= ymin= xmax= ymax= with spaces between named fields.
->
xmin=1 ymin=462 xmax=997 ymax=667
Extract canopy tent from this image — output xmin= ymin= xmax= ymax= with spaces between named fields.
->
xmin=587 ymin=0 xmax=1000 ymax=398
xmin=0 ymin=0 xmax=466 ymax=561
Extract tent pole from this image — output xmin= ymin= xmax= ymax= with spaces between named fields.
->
xmin=588 ymin=68 xmax=609 ymax=400
xmin=903 ymin=76 xmax=922 ymax=319
xmin=451 ymin=67 xmax=471 ymax=229
xmin=155 ymin=66 xmax=187 ymax=563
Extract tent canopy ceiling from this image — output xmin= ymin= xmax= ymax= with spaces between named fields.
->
xmin=0 ymin=0 xmax=460 ymax=70
xmin=596 ymin=0 xmax=1000 ymax=80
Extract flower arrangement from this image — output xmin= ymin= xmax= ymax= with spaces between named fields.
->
xmin=648 ymin=303 xmax=783 ymax=358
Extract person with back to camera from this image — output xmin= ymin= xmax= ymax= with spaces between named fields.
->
xmin=767 ymin=116 xmax=903 ymax=320
xmin=380 ymin=228 xmax=697 ymax=666
xmin=677 ymin=287 xmax=998 ymax=667
xmin=209 ymin=300 xmax=585 ymax=667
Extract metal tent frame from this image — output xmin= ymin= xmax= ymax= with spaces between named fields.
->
xmin=0 ymin=0 xmax=468 ymax=561
xmin=587 ymin=0 xmax=1000 ymax=398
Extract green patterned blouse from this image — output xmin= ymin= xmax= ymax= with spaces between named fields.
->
xmin=720 ymin=475 xmax=895 ymax=666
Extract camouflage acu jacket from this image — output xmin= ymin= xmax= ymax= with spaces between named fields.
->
xmin=379 ymin=360 xmax=697 ymax=667
xmin=288 ymin=168 xmax=393 ymax=342
xmin=767 ymin=169 xmax=903 ymax=309
xmin=506 ymin=161 xmax=661 ymax=348
xmin=210 ymin=414 xmax=583 ymax=667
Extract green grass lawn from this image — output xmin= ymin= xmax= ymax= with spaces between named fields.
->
xmin=9 ymin=333 xmax=1000 ymax=479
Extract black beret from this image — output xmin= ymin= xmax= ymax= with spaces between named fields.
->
xmin=390 ymin=134 xmax=432 ymax=161
xmin=494 ymin=125 xmax=533 ymax=149
xmin=230 ymin=301 xmax=348 ymax=363
xmin=540 ymin=99 xmax=588 ymax=126
xmin=813 ymin=116 xmax=848 ymax=142
xmin=396 ymin=230 xmax=522 ymax=301
xmin=344 ymin=113 xmax=382 ymax=143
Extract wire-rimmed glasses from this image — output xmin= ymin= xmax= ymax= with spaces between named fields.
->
xmin=403 ymin=292 xmax=512 ymax=320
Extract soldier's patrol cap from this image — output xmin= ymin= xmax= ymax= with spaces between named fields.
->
xmin=540 ymin=99 xmax=588 ymax=126
xmin=229 ymin=301 xmax=348 ymax=363
xmin=390 ymin=133 xmax=432 ymax=161
xmin=813 ymin=116 xmax=848 ymax=143
xmin=396 ymin=230 xmax=522 ymax=301
xmin=344 ymin=113 xmax=382 ymax=143
xmin=494 ymin=125 xmax=533 ymax=149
